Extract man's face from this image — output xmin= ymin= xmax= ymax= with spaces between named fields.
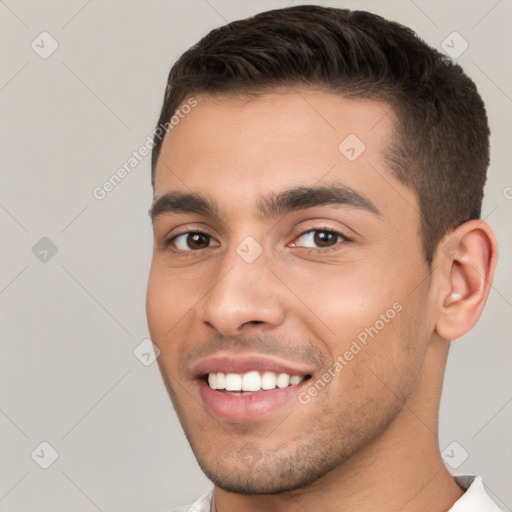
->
xmin=147 ymin=90 xmax=437 ymax=493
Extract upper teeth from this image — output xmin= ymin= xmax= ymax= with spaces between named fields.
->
xmin=207 ymin=371 xmax=305 ymax=392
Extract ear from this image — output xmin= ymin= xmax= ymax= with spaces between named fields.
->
xmin=434 ymin=220 xmax=498 ymax=341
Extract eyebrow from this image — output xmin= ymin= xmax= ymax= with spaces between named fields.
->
xmin=150 ymin=191 xmax=217 ymax=221
xmin=150 ymin=184 xmax=380 ymax=222
xmin=259 ymin=184 xmax=379 ymax=217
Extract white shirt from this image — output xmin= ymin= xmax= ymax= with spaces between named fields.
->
xmin=449 ymin=476 xmax=503 ymax=512
xmin=168 ymin=476 xmax=503 ymax=512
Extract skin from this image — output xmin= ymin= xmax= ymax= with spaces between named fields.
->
xmin=146 ymin=89 xmax=497 ymax=512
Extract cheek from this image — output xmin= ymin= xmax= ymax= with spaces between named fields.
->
xmin=146 ymin=265 xmax=170 ymax=338
xmin=146 ymin=261 xmax=211 ymax=378
xmin=147 ymin=259 xmax=201 ymax=319
xmin=338 ymin=287 xmax=432 ymax=410
xmin=146 ymin=263 xmax=192 ymax=346
xmin=276 ymin=259 xmax=402 ymax=340
xmin=279 ymin=259 xmax=429 ymax=392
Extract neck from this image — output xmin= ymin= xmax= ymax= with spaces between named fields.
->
xmin=212 ymin=339 xmax=463 ymax=512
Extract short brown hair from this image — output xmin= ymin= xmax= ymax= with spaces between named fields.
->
xmin=151 ymin=5 xmax=490 ymax=264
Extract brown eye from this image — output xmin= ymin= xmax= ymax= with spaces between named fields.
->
xmin=313 ymin=230 xmax=338 ymax=247
xmin=293 ymin=229 xmax=345 ymax=249
xmin=171 ymin=232 xmax=218 ymax=251
xmin=186 ymin=233 xmax=210 ymax=249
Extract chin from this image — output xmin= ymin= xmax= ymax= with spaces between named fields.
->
xmin=191 ymin=442 xmax=344 ymax=495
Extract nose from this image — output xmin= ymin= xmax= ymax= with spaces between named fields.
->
xmin=199 ymin=247 xmax=286 ymax=336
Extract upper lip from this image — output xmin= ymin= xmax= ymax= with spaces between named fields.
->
xmin=192 ymin=353 xmax=316 ymax=378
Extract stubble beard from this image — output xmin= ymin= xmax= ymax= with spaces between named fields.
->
xmin=163 ymin=368 xmax=404 ymax=495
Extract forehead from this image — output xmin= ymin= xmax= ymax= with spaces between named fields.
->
xmin=154 ymin=90 xmax=401 ymax=211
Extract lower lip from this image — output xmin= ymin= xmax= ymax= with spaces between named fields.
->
xmin=198 ymin=379 xmax=309 ymax=422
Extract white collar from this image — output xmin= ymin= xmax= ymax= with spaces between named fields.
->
xmin=448 ymin=476 xmax=503 ymax=511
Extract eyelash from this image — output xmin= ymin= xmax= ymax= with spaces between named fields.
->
xmin=290 ymin=228 xmax=350 ymax=253
xmin=164 ymin=227 xmax=351 ymax=255
xmin=163 ymin=231 xmax=216 ymax=257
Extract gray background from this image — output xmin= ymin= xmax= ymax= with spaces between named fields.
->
xmin=1 ymin=0 xmax=511 ymax=510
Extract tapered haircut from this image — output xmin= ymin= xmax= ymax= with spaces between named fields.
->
xmin=151 ymin=5 xmax=490 ymax=264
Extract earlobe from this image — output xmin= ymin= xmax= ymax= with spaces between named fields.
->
xmin=434 ymin=220 xmax=498 ymax=341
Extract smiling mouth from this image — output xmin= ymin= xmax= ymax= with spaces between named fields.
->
xmin=205 ymin=370 xmax=312 ymax=395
